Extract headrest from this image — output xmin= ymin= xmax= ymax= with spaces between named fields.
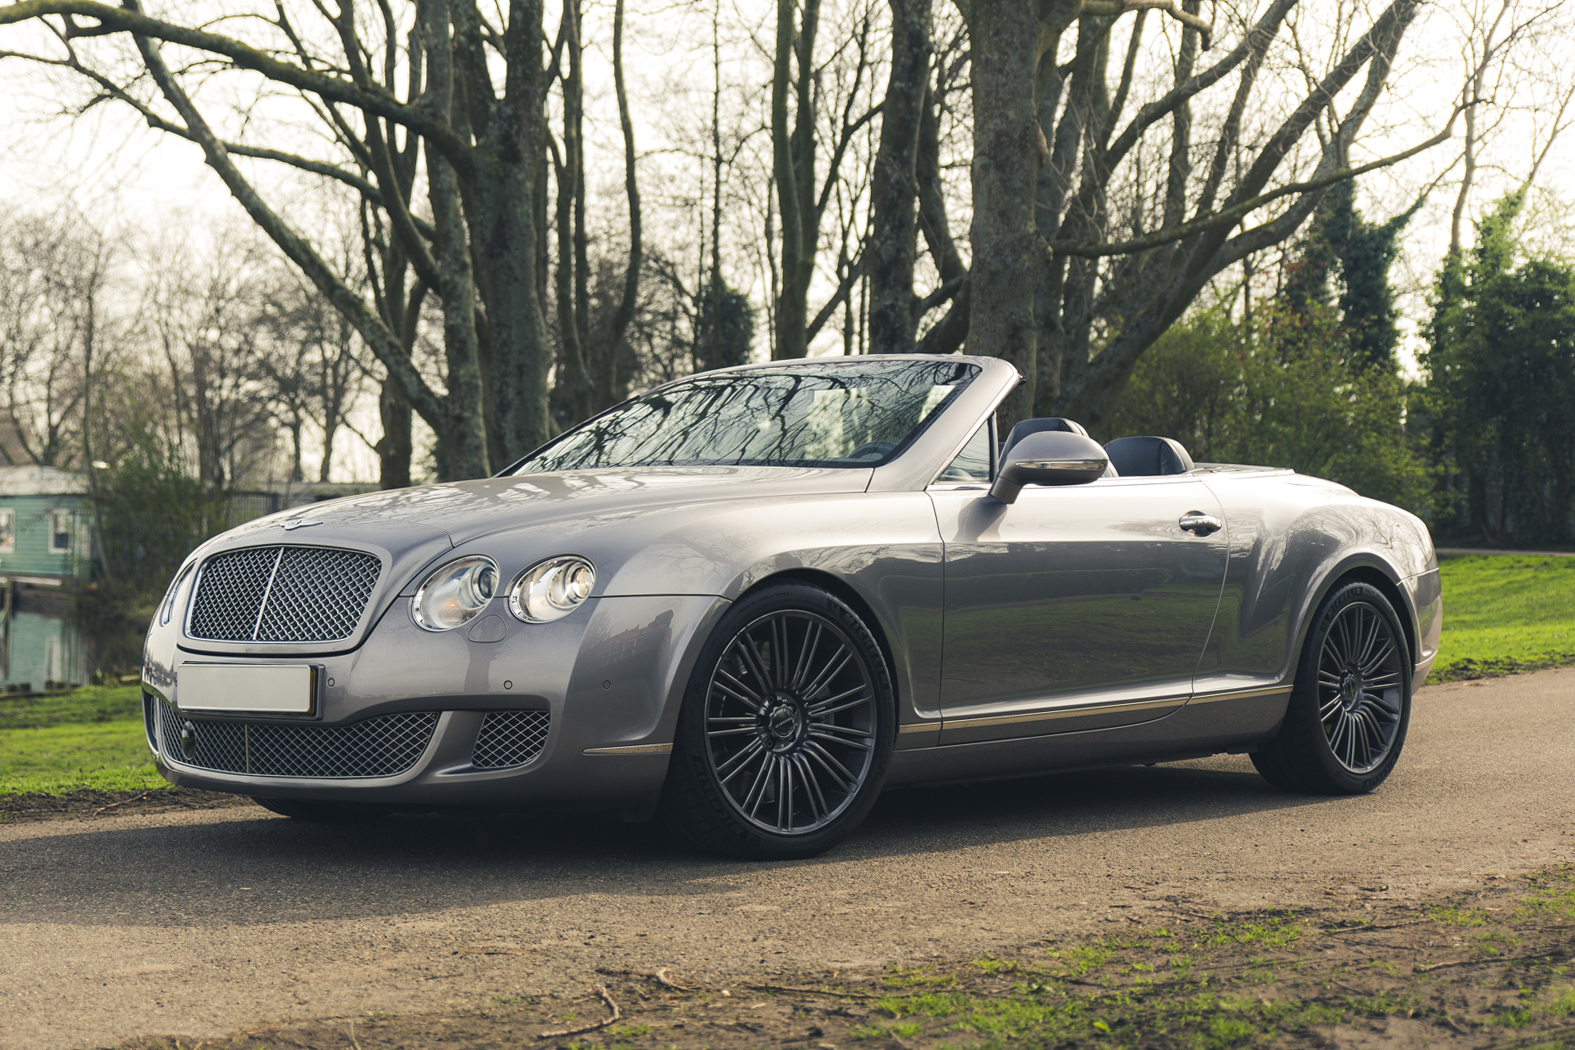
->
xmin=1103 ymin=436 xmax=1195 ymax=477
xmin=1001 ymin=417 xmax=1089 ymax=457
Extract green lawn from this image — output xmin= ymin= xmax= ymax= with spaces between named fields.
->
xmin=0 ymin=556 xmax=1568 ymax=797
xmin=0 ymin=684 xmax=164 ymax=797
xmin=1430 ymin=553 xmax=1575 ymax=682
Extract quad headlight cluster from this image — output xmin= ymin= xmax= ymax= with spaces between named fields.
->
xmin=411 ymin=554 xmax=596 ymax=632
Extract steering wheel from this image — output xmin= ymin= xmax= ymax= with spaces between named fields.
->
xmin=847 ymin=441 xmax=898 ymax=461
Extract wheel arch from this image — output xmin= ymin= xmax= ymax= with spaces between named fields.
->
xmin=1291 ymin=554 xmax=1419 ymax=681
xmin=735 ymin=568 xmax=903 ymax=705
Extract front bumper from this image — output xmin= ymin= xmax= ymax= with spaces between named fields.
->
xmin=143 ymin=592 xmax=729 ymax=813
xmin=1401 ymin=567 xmax=1443 ymax=692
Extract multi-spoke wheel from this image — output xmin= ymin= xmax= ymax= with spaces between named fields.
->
xmin=1252 ymin=581 xmax=1412 ymax=794
xmin=660 ymin=582 xmax=895 ymax=858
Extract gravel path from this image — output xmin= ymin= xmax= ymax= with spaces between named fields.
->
xmin=3 ymin=668 xmax=1573 ymax=1050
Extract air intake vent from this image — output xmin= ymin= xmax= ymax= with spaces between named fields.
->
xmin=472 ymin=710 xmax=551 ymax=769
xmin=188 ymin=545 xmax=382 ymax=642
xmin=157 ymin=700 xmax=437 ymax=779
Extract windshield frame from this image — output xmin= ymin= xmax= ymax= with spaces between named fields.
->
xmin=500 ymin=359 xmax=983 ymax=476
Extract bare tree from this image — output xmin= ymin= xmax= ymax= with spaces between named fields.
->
xmin=0 ymin=0 xmax=560 ymax=479
xmin=946 ymin=0 xmax=1453 ymax=430
xmin=146 ymin=238 xmax=277 ymax=489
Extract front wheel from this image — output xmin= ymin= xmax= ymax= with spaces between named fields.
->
xmin=1252 ymin=581 xmax=1412 ymax=794
xmin=659 ymin=583 xmax=896 ymax=859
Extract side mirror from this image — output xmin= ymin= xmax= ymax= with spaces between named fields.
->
xmin=990 ymin=430 xmax=1109 ymax=504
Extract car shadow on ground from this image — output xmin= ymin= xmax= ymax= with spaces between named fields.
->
xmin=0 ymin=756 xmax=1352 ymax=929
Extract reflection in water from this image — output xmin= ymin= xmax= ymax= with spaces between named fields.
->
xmin=2 ymin=609 xmax=86 ymax=693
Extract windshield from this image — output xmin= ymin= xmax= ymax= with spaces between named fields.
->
xmin=511 ymin=359 xmax=980 ymax=473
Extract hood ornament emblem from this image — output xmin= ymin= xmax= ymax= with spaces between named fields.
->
xmin=278 ymin=518 xmax=323 ymax=531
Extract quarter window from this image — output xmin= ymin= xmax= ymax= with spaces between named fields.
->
xmin=49 ymin=509 xmax=73 ymax=554
xmin=935 ymin=420 xmax=994 ymax=483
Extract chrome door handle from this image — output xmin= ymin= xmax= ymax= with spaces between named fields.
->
xmin=1178 ymin=512 xmax=1223 ymax=536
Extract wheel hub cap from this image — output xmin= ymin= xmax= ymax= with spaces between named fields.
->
xmin=761 ymin=696 xmax=805 ymax=751
xmin=1340 ymin=670 xmax=1362 ymax=710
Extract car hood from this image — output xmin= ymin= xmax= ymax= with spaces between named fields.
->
xmin=177 ymin=466 xmax=872 ymax=656
xmin=224 ymin=465 xmax=873 ymax=554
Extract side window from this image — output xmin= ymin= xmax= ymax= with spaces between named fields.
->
xmin=935 ymin=420 xmax=994 ymax=483
xmin=49 ymin=509 xmax=72 ymax=554
xmin=0 ymin=508 xmax=13 ymax=553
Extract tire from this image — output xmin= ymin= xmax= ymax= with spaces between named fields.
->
xmin=251 ymin=796 xmax=390 ymax=823
xmin=658 ymin=582 xmax=897 ymax=859
xmin=1252 ymin=581 xmax=1412 ymax=794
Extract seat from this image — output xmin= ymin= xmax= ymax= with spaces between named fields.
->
xmin=1103 ymin=436 xmax=1195 ymax=477
xmin=1001 ymin=417 xmax=1090 ymax=457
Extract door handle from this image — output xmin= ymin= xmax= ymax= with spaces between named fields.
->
xmin=1178 ymin=512 xmax=1223 ymax=536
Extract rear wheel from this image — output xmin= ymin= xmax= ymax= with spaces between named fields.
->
xmin=659 ymin=583 xmax=896 ymax=859
xmin=1252 ymin=581 xmax=1411 ymax=794
xmin=251 ymin=797 xmax=389 ymax=823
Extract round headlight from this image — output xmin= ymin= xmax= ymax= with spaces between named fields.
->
xmin=509 ymin=555 xmax=595 ymax=623
xmin=412 ymin=556 xmax=498 ymax=631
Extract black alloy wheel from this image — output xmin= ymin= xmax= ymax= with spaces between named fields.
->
xmin=660 ymin=582 xmax=896 ymax=859
xmin=1252 ymin=581 xmax=1412 ymax=794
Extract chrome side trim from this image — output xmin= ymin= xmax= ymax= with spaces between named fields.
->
xmin=583 ymin=742 xmax=674 ymax=756
xmin=899 ymin=722 xmax=938 ymax=735
xmin=1189 ymin=685 xmax=1293 ymax=704
xmin=942 ymin=695 xmax=1185 ymax=732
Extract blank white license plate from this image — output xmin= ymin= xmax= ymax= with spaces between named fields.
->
xmin=178 ymin=663 xmax=316 ymax=714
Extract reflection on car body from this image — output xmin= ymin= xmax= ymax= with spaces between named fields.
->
xmin=142 ymin=355 xmax=1441 ymax=858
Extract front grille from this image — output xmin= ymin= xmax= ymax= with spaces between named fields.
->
xmin=156 ymin=700 xmax=437 ymax=778
xmin=472 ymin=710 xmax=551 ymax=769
xmin=188 ymin=545 xmax=382 ymax=642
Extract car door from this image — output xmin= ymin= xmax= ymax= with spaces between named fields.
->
xmin=929 ymin=463 xmax=1229 ymax=744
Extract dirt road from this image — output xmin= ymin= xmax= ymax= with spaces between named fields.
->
xmin=4 ymin=669 xmax=1573 ymax=1050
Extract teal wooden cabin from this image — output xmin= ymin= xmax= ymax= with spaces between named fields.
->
xmin=0 ymin=466 xmax=91 ymax=585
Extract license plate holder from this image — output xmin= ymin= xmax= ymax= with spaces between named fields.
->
xmin=178 ymin=663 xmax=317 ymax=715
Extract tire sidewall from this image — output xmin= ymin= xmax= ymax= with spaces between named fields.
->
xmin=1293 ymin=582 xmax=1412 ymax=793
xmin=662 ymin=582 xmax=897 ymax=859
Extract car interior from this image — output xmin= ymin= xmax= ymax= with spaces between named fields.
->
xmin=1000 ymin=418 xmax=1196 ymax=479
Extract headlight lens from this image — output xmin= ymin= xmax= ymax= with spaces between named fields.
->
xmin=159 ymin=563 xmax=195 ymax=626
xmin=509 ymin=555 xmax=596 ymax=623
xmin=412 ymin=556 xmax=499 ymax=631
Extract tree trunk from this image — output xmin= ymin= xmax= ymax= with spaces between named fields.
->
xmin=966 ymin=0 xmax=1042 ymax=428
xmin=868 ymin=0 xmax=931 ymax=354
xmin=772 ymin=0 xmax=822 ymax=359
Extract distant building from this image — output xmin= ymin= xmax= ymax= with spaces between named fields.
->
xmin=0 ymin=465 xmax=92 ymax=585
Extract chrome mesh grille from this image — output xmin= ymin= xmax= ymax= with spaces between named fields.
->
xmin=472 ymin=710 xmax=551 ymax=769
xmin=188 ymin=545 xmax=382 ymax=642
xmin=156 ymin=700 xmax=437 ymax=779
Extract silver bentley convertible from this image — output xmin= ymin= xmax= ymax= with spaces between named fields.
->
xmin=141 ymin=355 xmax=1441 ymax=858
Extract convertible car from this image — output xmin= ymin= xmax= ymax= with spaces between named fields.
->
xmin=141 ymin=355 xmax=1441 ymax=858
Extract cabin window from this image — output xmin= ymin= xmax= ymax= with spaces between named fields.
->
xmin=934 ymin=420 xmax=994 ymax=484
xmin=0 ymin=509 xmax=13 ymax=553
xmin=49 ymin=509 xmax=73 ymax=554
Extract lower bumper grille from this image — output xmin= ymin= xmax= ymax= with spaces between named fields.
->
xmin=472 ymin=710 xmax=551 ymax=769
xmin=156 ymin=701 xmax=438 ymax=779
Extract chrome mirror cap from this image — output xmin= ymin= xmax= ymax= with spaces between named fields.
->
xmin=990 ymin=431 xmax=1110 ymax=503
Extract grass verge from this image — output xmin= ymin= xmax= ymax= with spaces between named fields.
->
xmin=0 ymin=684 xmax=164 ymax=798
xmin=1429 ymin=553 xmax=1575 ymax=683
xmin=112 ymin=864 xmax=1575 ymax=1049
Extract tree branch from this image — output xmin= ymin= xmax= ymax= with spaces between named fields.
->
xmin=1048 ymin=114 xmax=1457 ymax=259
xmin=0 ymin=0 xmax=475 ymax=174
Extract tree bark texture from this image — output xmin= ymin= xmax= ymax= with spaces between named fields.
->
xmin=868 ymin=0 xmax=932 ymax=354
xmin=966 ymin=0 xmax=1043 ymax=427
